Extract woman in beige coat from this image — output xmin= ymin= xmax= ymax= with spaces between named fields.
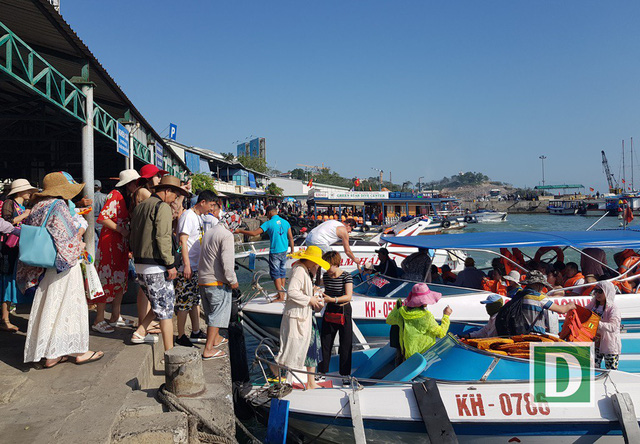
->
xmin=275 ymin=246 xmax=329 ymax=388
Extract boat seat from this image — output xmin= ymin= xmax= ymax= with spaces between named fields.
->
xmin=381 ymin=352 xmax=427 ymax=382
xmin=352 ymin=344 xmax=397 ymax=379
xmin=327 ymin=348 xmax=378 ymax=374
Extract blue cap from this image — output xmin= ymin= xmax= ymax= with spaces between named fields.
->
xmin=480 ymin=294 xmax=502 ymax=304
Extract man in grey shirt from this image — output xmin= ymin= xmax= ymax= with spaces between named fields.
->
xmin=454 ymin=257 xmax=486 ymax=290
xmin=93 ymin=180 xmax=108 ymax=238
xmin=198 ymin=211 xmax=242 ymax=360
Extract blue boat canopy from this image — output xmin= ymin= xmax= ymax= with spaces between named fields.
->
xmin=381 ymin=229 xmax=640 ymax=250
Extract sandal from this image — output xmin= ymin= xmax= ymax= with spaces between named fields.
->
xmin=43 ymin=356 xmax=69 ymax=369
xmin=131 ymin=332 xmax=158 ymax=344
xmin=73 ymin=351 xmax=104 ymax=365
xmin=147 ymin=327 xmax=162 ymax=335
xmin=214 ymin=338 xmax=228 ymax=348
xmin=202 ymin=349 xmax=226 ymax=361
xmin=109 ymin=317 xmax=135 ymax=328
xmin=91 ymin=321 xmax=115 ymax=334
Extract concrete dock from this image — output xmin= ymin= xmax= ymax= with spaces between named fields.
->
xmin=0 ymin=304 xmax=234 ymax=443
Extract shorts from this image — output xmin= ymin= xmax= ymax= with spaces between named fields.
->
xmin=595 ymin=348 xmax=619 ymax=370
xmin=174 ymin=270 xmax=200 ymax=312
xmin=137 ymin=272 xmax=175 ymax=320
xmin=199 ymin=285 xmax=232 ymax=329
xmin=268 ymin=252 xmax=288 ymax=280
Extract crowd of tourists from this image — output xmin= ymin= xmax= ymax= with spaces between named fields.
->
xmin=0 ymin=165 xmax=244 ymax=368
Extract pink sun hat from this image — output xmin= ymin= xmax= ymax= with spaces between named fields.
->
xmin=404 ymin=283 xmax=442 ymax=308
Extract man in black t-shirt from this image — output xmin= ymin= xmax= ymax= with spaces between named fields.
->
xmin=373 ymin=248 xmax=399 ymax=278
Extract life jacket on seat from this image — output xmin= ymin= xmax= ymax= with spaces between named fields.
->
xmin=500 ymin=248 xmax=526 ymax=274
xmin=533 ymin=246 xmax=564 ymax=264
xmin=482 ymin=278 xmax=507 ymax=296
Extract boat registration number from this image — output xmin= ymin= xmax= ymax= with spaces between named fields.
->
xmin=364 ymin=300 xmax=396 ymax=318
xmin=455 ymin=393 xmax=550 ymax=417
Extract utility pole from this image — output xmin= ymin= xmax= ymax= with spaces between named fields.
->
xmin=539 ymin=155 xmax=547 ymax=196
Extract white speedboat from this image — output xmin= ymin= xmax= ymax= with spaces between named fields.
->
xmin=468 ymin=209 xmax=507 ymax=223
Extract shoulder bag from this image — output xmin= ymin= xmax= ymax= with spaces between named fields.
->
xmin=19 ymin=200 xmax=59 ymax=268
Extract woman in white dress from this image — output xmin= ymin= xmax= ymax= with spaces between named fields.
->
xmin=18 ymin=172 xmax=104 ymax=368
xmin=275 ymin=246 xmax=329 ymax=388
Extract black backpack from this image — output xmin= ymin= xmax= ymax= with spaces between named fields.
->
xmin=495 ymin=289 xmax=545 ymax=336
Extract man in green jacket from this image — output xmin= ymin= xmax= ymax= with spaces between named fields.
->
xmin=130 ymin=175 xmax=188 ymax=351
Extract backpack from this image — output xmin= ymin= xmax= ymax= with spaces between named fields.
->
xmin=495 ymin=289 xmax=545 ymax=336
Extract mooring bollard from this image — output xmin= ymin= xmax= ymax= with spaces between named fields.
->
xmin=165 ymin=347 xmax=206 ymax=397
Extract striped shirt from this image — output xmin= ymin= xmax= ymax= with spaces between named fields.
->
xmin=522 ymin=290 xmax=553 ymax=334
xmin=323 ymin=272 xmax=353 ymax=298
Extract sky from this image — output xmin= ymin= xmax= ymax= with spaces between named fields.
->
xmin=60 ymin=0 xmax=640 ymax=191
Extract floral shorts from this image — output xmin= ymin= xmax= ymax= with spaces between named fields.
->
xmin=137 ymin=272 xmax=175 ymax=320
xmin=595 ymin=348 xmax=619 ymax=370
xmin=174 ymin=270 xmax=200 ymax=312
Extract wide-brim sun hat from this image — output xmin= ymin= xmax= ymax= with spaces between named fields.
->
xmin=503 ymin=270 xmax=521 ymax=283
xmin=521 ymin=270 xmax=552 ymax=289
xmin=139 ymin=164 xmax=168 ymax=179
xmin=289 ymin=245 xmax=330 ymax=271
xmin=404 ymin=283 xmax=442 ymax=307
xmin=33 ymin=171 xmax=84 ymax=200
xmin=7 ymin=178 xmax=38 ymax=196
xmin=153 ymin=175 xmax=190 ymax=197
xmin=115 ymin=169 xmax=141 ymax=187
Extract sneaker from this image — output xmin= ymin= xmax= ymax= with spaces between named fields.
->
xmin=176 ymin=334 xmax=194 ymax=347
xmin=189 ymin=330 xmax=207 ymax=344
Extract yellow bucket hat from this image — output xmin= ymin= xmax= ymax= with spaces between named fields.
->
xmin=289 ymin=246 xmax=330 ymax=271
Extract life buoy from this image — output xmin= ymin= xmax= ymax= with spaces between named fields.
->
xmin=533 ymin=246 xmax=564 ymax=264
xmin=362 ymin=224 xmax=370 ymax=232
xmin=464 ymin=215 xmax=473 ymax=223
xmin=441 ymin=220 xmax=451 ymax=229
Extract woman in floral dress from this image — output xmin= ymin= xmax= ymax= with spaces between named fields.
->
xmin=92 ymin=170 xmax=139 ymax=334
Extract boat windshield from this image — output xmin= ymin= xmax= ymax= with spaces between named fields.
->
xmin=353 ymin=275 xmax=483 ymax=299
xmin=418 ymin=334 xmax=606 ymax=382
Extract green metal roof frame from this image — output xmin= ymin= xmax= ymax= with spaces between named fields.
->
xmin=534 ymin=184 xmax=584 ymax=190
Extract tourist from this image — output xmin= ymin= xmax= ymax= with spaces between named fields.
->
xmin=318 ymin=251 xmax=353 ymax=383
xmin=441 ymin=264 xmax=457 ymax=284
xmin=198 ymin=211 xmax=243 ymax=360
xmin=130 ymin=175 xmax=187 ymax=351
xmin=401 ymin=248 xmax=432 ymax=282
xmin=462 ymin=294 xmax=503 ymax=339
xmin=93 ymin=180 xmax=108 ymax=238
xmin=481 ymin=269 xmax=506 ymax=296
xmin=275 ymin=246 xmax=328 ymax=388
xmin=372 ymin=247 xmax=399 ymax=278
xmin=306 ymin=218 xmax=361 ymax=270
xmin=587 ymin=281 xmax=621 ymax=370
xmin=386 ymin=283 xmax=452 ymax=360
xmin=580 ymin=247 xmax=608 ymax=278
xmin=430 ymin=265 xmax=443 ymax=284
xmin=236 ymin=205 xmax=294 ymax=302
xmin=133 ymin=164 xmax=167 ymax=207
xmin=563 ymin=262 xmax=585 ymax=295
xmin=502 ymin=270 xmax=522 ymax=297
xmin=18 ymin=172 xmax=103 ymax=367
xmin=92 ymin=169 xmax=139 ymax=334
xmin=1 ymin=179 xmax=36 ymax=332
xmin=454 ymin=257 xmax=485 ymax=289
xmin=174 ymin=190 xmax=217 ymax=347
xmin=495 ymin=270 xmax=576 ymax=335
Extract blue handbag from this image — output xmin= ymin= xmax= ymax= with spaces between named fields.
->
xmin=19 ymin=200 xmax=60 ymax=268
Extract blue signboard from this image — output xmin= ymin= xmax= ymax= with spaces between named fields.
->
xmin=250 ymin=138 xmax=260 ymax=157
xmin=169 ymin=123 xmax=178 ymax=141
xmin=155 ymin=142 xmax=164 ymax=169
xmin=185 ymin=151 xmax=201 ymax=173
xmin=116 ymin=122 xmax=129 ymax=157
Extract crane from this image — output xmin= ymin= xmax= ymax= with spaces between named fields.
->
xmin=602 ymin=150 xmax=622 ymax=194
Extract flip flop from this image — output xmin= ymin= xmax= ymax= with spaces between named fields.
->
xmin=73 ymin=351 xmax=104 ymax=365
xmin=43 ymin=356 xmax=69 ymax=369
xmin=214 ymin=338 xmax=228 ymax=348
xmin=202 ymin=350 xmax=226 ymax=361
xmin=147 ymin=327 xmax=162 ymax=335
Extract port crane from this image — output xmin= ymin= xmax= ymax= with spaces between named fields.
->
xmin=602 ymin=150 xmax=622 ymax=194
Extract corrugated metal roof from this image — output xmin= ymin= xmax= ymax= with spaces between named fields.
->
xmin=0 ymin=0 xmax=186 ymax=169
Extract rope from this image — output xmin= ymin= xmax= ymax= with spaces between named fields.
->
xmin=156 ymin=383 xmax=261 ymax=444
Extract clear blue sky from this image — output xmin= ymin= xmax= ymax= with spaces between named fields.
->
xmin=61 ymin=0 xmax=640 ymax=191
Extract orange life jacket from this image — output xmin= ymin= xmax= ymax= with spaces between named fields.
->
xmin=481 ymin=278 xmax=507 ymax=296
xmin=442 ymin=270 xmax=458 ymax=283
xmin=564 ymin=272 xmax=585 ymax=293
xmin=581 ymin=284 xmax=596 ymax=296
xmin=613 ymin=280 xmax=633 ymax=294
xmin=620 ymin=255 xmax=640 ymax=276
xmin=500 ymin=248 xmax=526 ymax=274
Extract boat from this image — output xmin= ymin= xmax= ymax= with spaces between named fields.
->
xmin=468 ymin=209 xmax=507 ymax=223
xmin=578 ymin=200 xmax=609 ymax=217
xmin=251 ymin=334 xmax=640 ymax=443
xmin=548 ymin=200 xmax=580 ymax=215
xmin=235 ymin=216 xmax=468 ymax=275
xmin=240 ymin=229 xmax=640 ymax=344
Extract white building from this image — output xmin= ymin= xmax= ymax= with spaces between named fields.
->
xmin=268 ymin=177 xmax=349 ymax=201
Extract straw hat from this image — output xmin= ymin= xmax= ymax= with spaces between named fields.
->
xmin=289 ymin=246 xmax=330 ymax=271
xmin=7 ymin=178 xmax=37 ymax=197
xmin=115 ymin=169 xmax=141 ymax=187
xmin=153 ymin=175 xmax=189 ymax=197
xmin=404 ymin=283 xmax=442 ymax=307
xmin=33 ymin=172 xmax=84 ymax=200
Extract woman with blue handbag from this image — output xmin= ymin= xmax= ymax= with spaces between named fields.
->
xmin=17 ymin=172 xmax=104 ymax=368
